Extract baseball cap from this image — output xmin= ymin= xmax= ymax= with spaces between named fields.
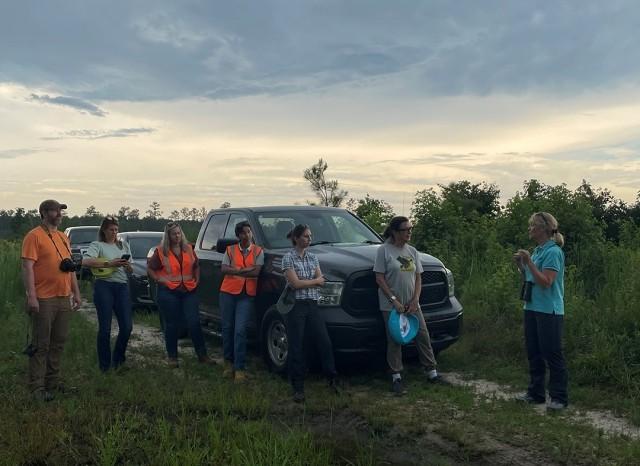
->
xmin=39 ymin=199 xmax=68 ymax=214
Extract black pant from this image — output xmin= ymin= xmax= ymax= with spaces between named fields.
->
xmin=286 ymin=299 xmax=337 ymax=392
xmin=524 ymin=310 xmax=568 ymax=405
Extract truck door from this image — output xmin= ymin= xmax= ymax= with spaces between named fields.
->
xmin=196 ymin=213 xmax=228 ymax=320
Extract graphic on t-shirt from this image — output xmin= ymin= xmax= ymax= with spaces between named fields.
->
xmin=396 ymin=255 xmax=416 ymax=272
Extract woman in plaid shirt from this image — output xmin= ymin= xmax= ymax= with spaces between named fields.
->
xmin=282 ymin=224 xmax=339 ymax=403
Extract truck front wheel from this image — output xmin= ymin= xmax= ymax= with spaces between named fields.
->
xmin=261 ymin=310 xmax=288 ymax=374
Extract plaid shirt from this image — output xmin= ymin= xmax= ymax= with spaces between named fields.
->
xmin=282 ymin=249 xmax=321 ymax=300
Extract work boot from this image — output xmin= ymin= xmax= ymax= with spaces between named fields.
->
xmin=167 ymin=358 xmax=179 ymax=369
xmin=234 ymin=370 xmax=248 ymax=383
xmin=222 ymin=360 xmax=234 ymax=378
xmin=33 ymin=389 xmax=55 ymax=402
xmin=198 ymin=355 xmax=215 ymax=365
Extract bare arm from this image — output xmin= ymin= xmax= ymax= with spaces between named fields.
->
xmin=375 ymin=272 xmax=404 ymax=312
xmin=82 ymin=257 xmax=128 ymax=268
xmin=70 ymin=272 xmax=82 ymax=310
xmin=517 ymin=250 xmax=557 ymax=288
xmin=285 ymin=267 xmax=324 ymax=290
xmin=22 ymin=259 xmax=39 ymax=312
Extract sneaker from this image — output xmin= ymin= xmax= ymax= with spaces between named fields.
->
xmin=234 ymin=370 xmax=248 ymax=383
xmin=167 ymin=358 xmax=179 ymax=369
xmin=292 ymin=391 xmax=306 ymax=403
xmin=391 ymin=378 xmax=406 ymax=397
xmin=427 ymin=375 xmax=450 ymax=385
xmin=198 ymin=355 xmax=216 ymax=365
xmin=515 ymin=392 xmax=545 ymax=405
xmin=547 ymin=399 xmax=568 ymax=411
xmin=222 ymin=360 xmax=234 ymax=379
xmin=33 ymin=389 xmax=55 ymax=402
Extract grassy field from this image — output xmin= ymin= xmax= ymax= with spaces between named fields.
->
xmin=3 ymin=239 xmax=640 ymax=465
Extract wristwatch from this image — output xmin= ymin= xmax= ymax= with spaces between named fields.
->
xmin=389 ymin=295 xmax=397 ymax=303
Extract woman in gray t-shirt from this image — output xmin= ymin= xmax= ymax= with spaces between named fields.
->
xmin=374 ymin=216 xmax=443 ymax=396
xmin=82 ymin=216 xmax=133 ymax=372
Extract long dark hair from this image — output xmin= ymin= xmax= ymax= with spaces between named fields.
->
xmin=382 ymin=216 xmax=410 ymax=242
xmin=99 ymin=215 xmax=123 ymax=248
xmin=287 ymin=224 xmax=310 ymax=246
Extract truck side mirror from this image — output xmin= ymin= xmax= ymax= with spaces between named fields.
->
xmin=216 ymin=238 xmax=239 ymax=253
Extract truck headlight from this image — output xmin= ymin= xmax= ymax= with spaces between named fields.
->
xmin=318 ymin=281 xmax=344 ymax=306
xmin=445 ymin=268 xmax=455 ymax=297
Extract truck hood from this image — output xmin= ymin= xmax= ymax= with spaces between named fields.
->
xmin=307 ymin=243 xmax=444 ymax=282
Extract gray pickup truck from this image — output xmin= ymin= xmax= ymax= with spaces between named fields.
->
xmin=187 ymin=205 xmax=463 ymax=372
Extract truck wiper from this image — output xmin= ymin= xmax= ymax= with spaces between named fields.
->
xmin=310 ymin=241 xmax=334 ymax=246
xmin=361 ymin=240 xmax=382 ymax=244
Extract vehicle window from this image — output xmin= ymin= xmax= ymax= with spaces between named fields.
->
xmin=223 ymin=212 xmax=248 ymax=239
xmin=200 ymin=214 xmax=227 ymax=250
xmin=68 ymin=229 xmax=99 ymax=244
xmin=128 ymin=236 xmax=162 ymax=259
xmin=257 ymin=210 xmax=380 ymax=248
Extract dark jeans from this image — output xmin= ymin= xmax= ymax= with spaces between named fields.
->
xmin=156 ymin=286 xmax=207 ymax=359
xmin=220 ymin=292 xmax=252 ymax=370
xmin=524 ymin=310 xmax=568 ymax=405
xmin=286 ymin=299 xmax=337 ymax=393
xmin=94 ymin=280 xmax=133 ymax=371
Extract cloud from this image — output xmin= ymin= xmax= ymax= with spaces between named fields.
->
xmin=2 ymin=2 xmax=640 ymax=101
xmin=42 ymin=127 xmax=156 ymax=140
xmin=0 ymin=148 xmax=51 ymax=159
xmin=28 ymin=94 xmax=107 ymax=116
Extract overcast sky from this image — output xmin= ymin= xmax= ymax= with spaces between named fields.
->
xmin=2 ymin=1 xmax=639 ymax=216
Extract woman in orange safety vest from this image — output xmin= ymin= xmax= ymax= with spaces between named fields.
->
xmin=220 ymin=221 xmax=264 ymax=382
xmin=148 ymin=222 xmax=212 ymax=368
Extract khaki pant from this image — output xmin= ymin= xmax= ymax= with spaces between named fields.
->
xmin=28 ymin=296 xmax=72 ymax=392
xmin=383 ymin=310 xmax=437 ymax=373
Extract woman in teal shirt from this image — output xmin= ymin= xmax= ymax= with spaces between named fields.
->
xmin=514 ymin=212 xmax=567 ymax=411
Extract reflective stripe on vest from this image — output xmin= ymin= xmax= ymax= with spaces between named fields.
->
xmin=156 ymin=245 xmax=197 ymax=291
xmin=220 ymin=244 xmax=262 ymax=296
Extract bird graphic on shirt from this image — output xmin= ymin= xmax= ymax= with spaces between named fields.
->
xmin=396 ymin=256 xmax=415 ymax=272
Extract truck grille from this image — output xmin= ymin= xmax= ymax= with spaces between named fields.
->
xmin=344 ymin=269 xmax=449 ymax=315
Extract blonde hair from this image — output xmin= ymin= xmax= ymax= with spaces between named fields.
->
xmin=529 ymin=212 xmax=564 ymax=247
xmin=161 ymin=222 xmax=190 ymax=255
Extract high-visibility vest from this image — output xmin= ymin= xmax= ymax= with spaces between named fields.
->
xmin=220 ymin=244 xmax=262 ymax=296
xmin=156 ymin=245 xmax=197 ymax=291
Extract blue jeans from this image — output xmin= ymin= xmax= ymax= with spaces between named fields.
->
xmin=93 ymin=280 xmax=133 ymax=371
xmin=157 ymin=286 xmax=207 ymax=359
xmin=220 ymin=292 xmax=253 ymax=370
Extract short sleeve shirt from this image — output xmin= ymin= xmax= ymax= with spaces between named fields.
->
xmin=84 ymin=241 xmax=132 ymax=284
xmin=282 ymin=249 xmax=321 ymax=300
xmin=222 ymin=243 xmax=265 ymax=266
xmin=21 ymin=226 xmax=73 ymax=299
xmin=524 ymin=240 xmax=565 ymax=315
xmin=373 ymin=242 xmax=424 ymax=311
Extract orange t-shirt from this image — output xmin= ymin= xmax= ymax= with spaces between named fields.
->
xmin=21 ymin=226 xmax=73 ymax=299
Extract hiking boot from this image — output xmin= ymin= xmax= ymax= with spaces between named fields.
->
xmin=234 ymin=370 xmax=248 ymax=383
xmin=328 ymin=377 xmax=341 ymax=395
xmin=33 ymin=389 xmax=55 ymax=402
xmin=222 ymin=360 xmax=234 ymax=379
xmin=391 ymin=378 xmax=406 ymax=397
xmin=515 ymin=392 xmax=545 ymax=405
xmin=547 ymin=399 xmax=568 ymax=411
xmin=198 ymin=355 xmax=215 ymax=365
xmin=292 ymin=391 xmax=306 ymax=403
xmin=46 ymin=382 xmax=77 ymax=394
xmin=167 ymin=358 xmax=179 ymax=369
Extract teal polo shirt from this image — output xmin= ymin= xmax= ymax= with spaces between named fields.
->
xmin=523 ymin=240 xmax=565 ymax=315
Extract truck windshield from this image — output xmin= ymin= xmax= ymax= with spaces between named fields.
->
xmin=257 ymin=210 xmax=382 ymax=249
xmin=128 ymin=236 xmax=162 ymax=259
xmin=68 ymin=229 xmax=99 ymax=244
